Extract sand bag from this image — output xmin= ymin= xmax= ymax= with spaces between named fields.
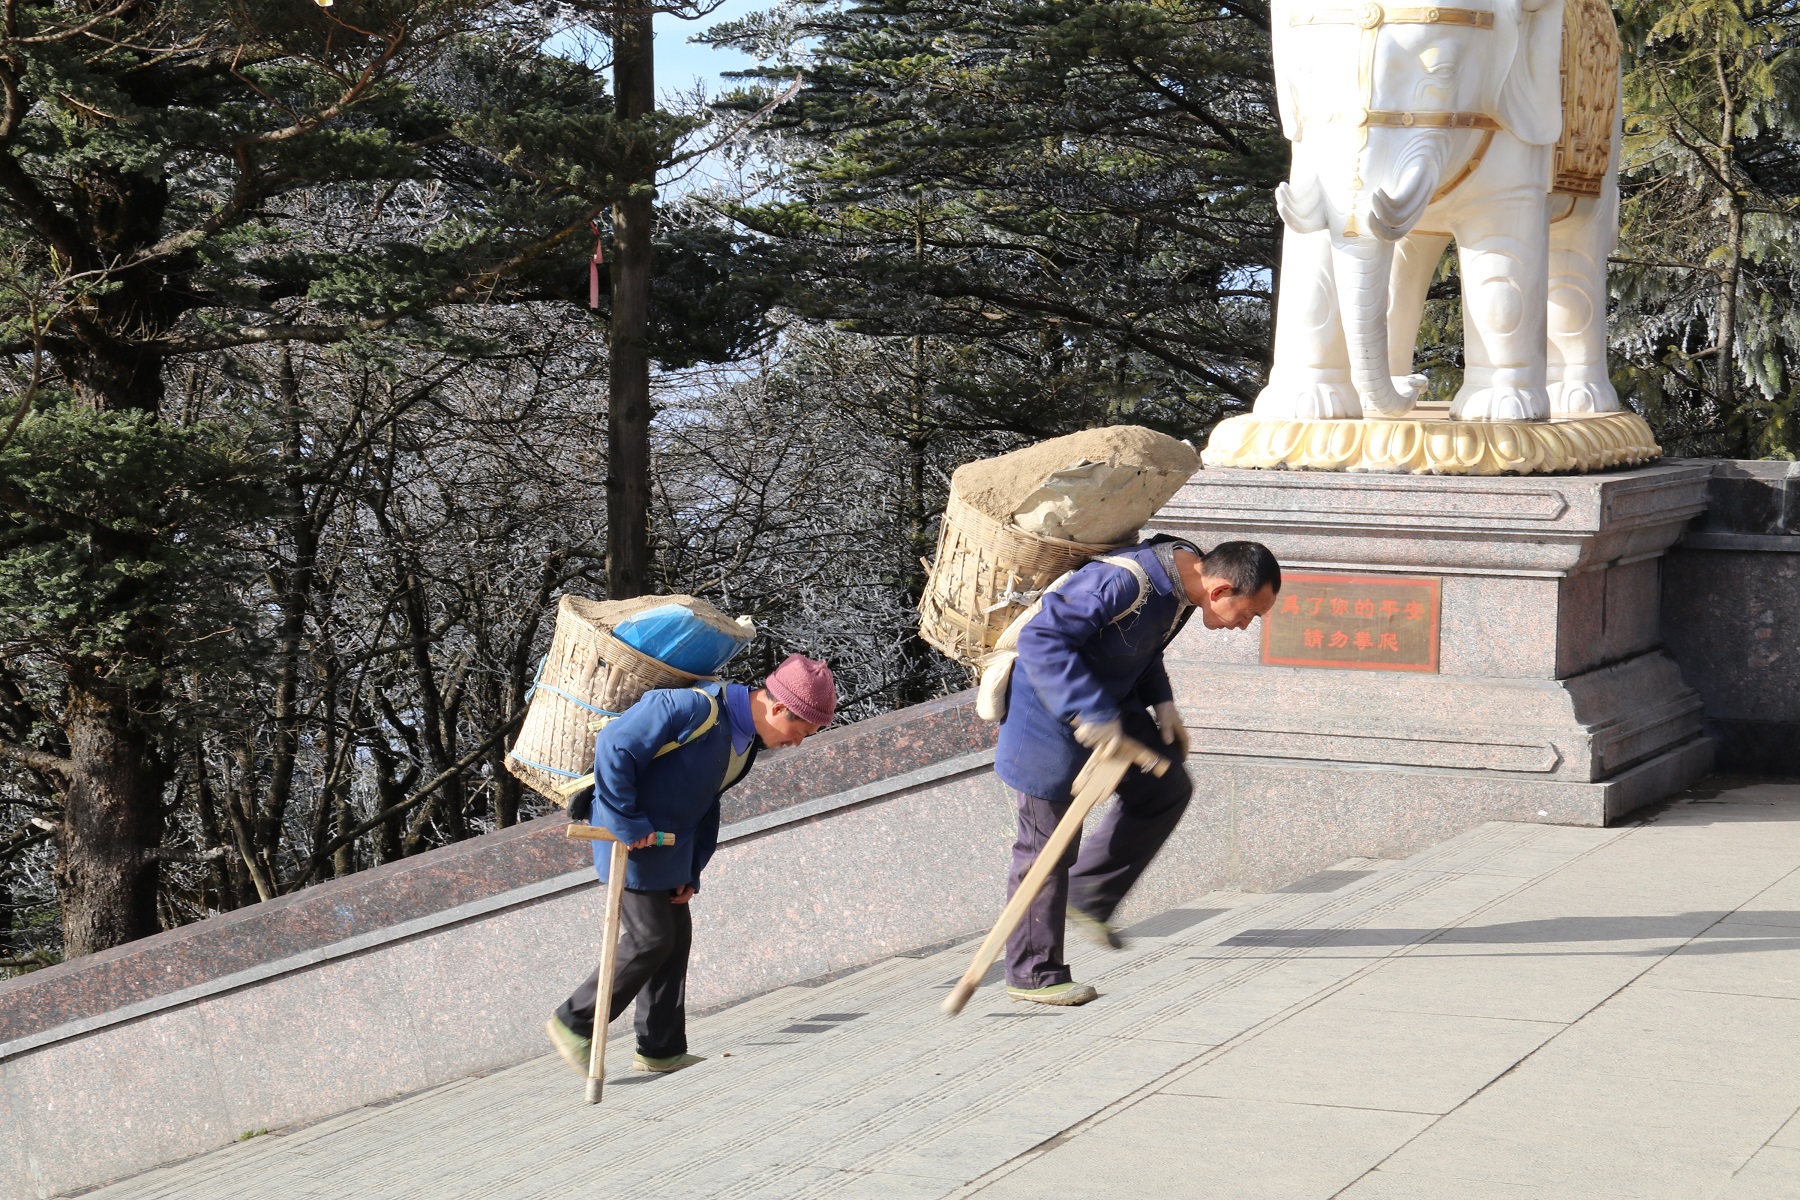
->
xmin=506 ymin=594 xmax=748 ymax=804
xmin=918 ymin=426 xmax=1199 ymax=668
xmin=953 ymin=426 xmax=1200 ymax=544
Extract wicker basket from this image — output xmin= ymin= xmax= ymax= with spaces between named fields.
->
xmin=918 ymin=489 xmax=1119 ymax=668
xmin=506 ymin=595 xmax=713 ymax=805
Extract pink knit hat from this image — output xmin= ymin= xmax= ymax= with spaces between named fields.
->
xmin=764 ymin=653 xmax=836 ymax=726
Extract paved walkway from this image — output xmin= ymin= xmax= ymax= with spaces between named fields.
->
xmin=95 ymin=779 xmax=1800 ymax=1199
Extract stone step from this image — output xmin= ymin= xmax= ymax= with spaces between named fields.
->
xmin=87 ymin=820 xmax=1620 ymax=1200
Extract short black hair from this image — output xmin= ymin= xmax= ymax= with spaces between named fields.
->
xmin=1201 ymin=541 xmax=1281 ymax=595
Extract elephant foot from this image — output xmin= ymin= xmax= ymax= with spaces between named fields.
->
xmin=1547 ymin=377 xmax=1621 ymax=414
xmin=1253 ymin=377 xmax=1359 ymax=421
xmin=1451 ymin=384 xmax=1549 ymax=422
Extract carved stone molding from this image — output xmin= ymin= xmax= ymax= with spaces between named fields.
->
xmin=1201 ymin=410 xmax=1659 ymax=476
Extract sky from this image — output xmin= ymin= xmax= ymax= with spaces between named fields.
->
xmin=654 ymin=0 xmax=769 ymax=103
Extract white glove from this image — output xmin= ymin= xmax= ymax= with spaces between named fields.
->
xmin=1072 ymin=718 xmax=1123 ymax=751
xmin=1153 ymin=701 xmax=1190 ymax=759
xmin=1073 ymin=718 xmax=1155 ymax=762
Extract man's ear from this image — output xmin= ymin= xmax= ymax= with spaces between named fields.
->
xmin=1207 ymin=580 xmax=1238 ymax=604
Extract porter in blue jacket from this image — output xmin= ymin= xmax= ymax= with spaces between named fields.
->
xmin=581 ymin=683 xmax=748 ymax=893
xmin=548 ymin=655 xmax=836 ymax=1074
xmin=993 ymin=538 xmax=1279 ymax=1007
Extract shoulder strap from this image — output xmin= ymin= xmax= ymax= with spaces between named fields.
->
xmin=986 ymin=553 xmax=1152 ymax=661
xmin=1092 ymin=555 xmax=1152 ymax=625
xmin=654 ymin=687 xmax=720 ymax=758
xmin=553 ymin=686 xmax=721 ymax=801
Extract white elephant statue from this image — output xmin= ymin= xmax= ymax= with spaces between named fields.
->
xmin=1258 ymin=0 xmax=1623 ymax=422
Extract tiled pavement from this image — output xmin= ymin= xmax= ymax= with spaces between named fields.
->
xmin=90 ymin=779 xmax=1800 ymax=1199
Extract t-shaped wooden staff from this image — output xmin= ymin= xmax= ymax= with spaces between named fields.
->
xmin=943 ymin=738 xmax=1168 ymax=1016
xmin=565 ymin=822 xmax=675 ymax=1103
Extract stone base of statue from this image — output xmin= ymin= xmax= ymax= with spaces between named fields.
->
xmin=1202 ymin=407 xmax=1660 ymax=476
xmin=1149 ymin=459 xmax=1714 ymax=880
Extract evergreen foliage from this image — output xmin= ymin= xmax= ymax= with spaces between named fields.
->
xmin=1613 ymin=0 xmax=1800 ymax=457
xmin=711 ymin=0 xmax=1287 ymax=440
xmin=0 ymin=407 xmax=270 ymax=682
xmin=0 ymin=0 xmax=764 ymax=957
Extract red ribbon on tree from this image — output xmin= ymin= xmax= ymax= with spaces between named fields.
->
xmin=589 ymin=220 xmax=605 ymax=309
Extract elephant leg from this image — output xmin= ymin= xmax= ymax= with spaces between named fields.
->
xmin=1255 ymin=226 xmax=1357 ymax=420
xmin=1547 ymin=125 xmax=1622 ymax=413
xmin=1451 ymin=196 xmax=1550 ymax=421
xmin=1388 ymin=233 xmax=1452 ymax=407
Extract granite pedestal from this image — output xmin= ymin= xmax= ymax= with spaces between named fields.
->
xmin=1153 ymin=463 xmax=1716 ymax=840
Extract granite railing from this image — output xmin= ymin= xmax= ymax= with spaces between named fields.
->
xmin=1662 ymin=459 xmax=1800 ymax=776
xmin=1 ymin=693 xmax=1010 ymax=1200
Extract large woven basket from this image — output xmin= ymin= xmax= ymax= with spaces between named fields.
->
xmin=918 ymin=489 xmax=1119 ymax=668
xmin=506 ymin=595 xmax=713 ymax=805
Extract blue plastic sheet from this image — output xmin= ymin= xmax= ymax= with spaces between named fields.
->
xmin=611 ymin=604 xmax=750 ymax=675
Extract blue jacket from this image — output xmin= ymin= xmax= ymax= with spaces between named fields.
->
xmin=994 ymin=542 xmax=1191 ymax=803
xmin=584 ymin=683 xmax=756 ymax=891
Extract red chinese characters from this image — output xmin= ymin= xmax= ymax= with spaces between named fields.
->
xmin=1260 ymin=572 xmax=1441 ymax=673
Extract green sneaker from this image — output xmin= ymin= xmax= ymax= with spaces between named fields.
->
xmin=1006 ymin=981 xmax=1099 ymax=1006
xmin=545 ymin=1017 xmax=592 ymax=1076
xmin=632 ymin=1052 xmax=705 ymax=1074
xmin=1067 ymin=905 xmax=1125 ymax=949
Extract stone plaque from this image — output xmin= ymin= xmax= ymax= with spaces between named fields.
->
xmin=1262 ymin=572 xmax=1441 ymax=673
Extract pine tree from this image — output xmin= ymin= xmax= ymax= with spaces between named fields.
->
xmin=1613 ymin=0 xmax=1800 ymax=457
xmin=708 ymin=0 xmax=1284 ymax=696
xmin=0 ymin=0 xmax=754 ymax=954
xmin=715 ymin=0 xmax=1284 ymax=433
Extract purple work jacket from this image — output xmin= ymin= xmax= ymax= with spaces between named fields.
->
xmin=994 ymin=541 xmax=1192 ymax=804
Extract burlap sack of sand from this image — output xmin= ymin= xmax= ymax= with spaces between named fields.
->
xmin=952 ymin=426 xmax=1200 ymax=545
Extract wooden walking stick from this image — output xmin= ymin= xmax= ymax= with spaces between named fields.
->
xmin=565 ymin=823 xmax=675 ymax=1103
xmin=942 ymin=740 xmax=1168 ymax=1017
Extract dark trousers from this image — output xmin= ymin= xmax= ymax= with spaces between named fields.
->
xmin=555 ymin=887 xmax=692 ymax=1059
xmin=1005 ymin=741 xmax=1192 ymax=989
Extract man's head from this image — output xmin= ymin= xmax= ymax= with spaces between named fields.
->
xmin=1174 ymin=541 xmax=1281 ymax=630
xmin=751 ymin=653 xmax=836 ymax=748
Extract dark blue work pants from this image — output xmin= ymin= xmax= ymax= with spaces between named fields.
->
xmin=1004 ymin=735 xmax=1192 ymax=989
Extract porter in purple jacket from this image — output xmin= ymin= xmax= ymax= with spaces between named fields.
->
xmin=996 ymin=542 xmax=1188 ymax=805
xmin=993 ymin=538 xmax=1280 ymax=1007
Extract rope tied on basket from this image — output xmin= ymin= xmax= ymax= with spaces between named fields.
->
xmin=982 ymin=587 xmax=1048 ymax=614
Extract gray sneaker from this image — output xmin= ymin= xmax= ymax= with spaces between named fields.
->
xmin=1006 ymin=981 xmax=1100 ymax=1006
xmin=545 ymin=1017 xmax=592 ymax=1076
xmin=632 ymin=1052 xmax=705 ymax=1073
xmin=1067 ymin=905 xmax=1125 ymax=949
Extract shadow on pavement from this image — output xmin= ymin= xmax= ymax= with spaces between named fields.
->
xmin=1209 ymin=912 xmax=1800 ymax=954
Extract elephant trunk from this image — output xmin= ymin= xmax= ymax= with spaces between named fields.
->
xmin=1331 ymin=234 xmax=1410 ymax=417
